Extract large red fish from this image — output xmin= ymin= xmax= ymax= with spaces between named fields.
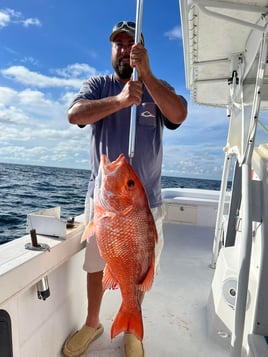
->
xmin=81 ymin=153 xmax=158 ymax=341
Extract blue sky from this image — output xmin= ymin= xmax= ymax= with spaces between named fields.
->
xmin=0 ymin=0 xmax=230 ymax=179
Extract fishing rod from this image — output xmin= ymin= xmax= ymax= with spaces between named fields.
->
xmin=128 ymin=0 xmax=144 ymax=164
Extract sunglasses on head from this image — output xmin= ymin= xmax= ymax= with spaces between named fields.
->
xmin=113 ymin=21 xmax=136 ymax=31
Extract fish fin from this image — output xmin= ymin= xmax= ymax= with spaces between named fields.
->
xmin=151 ymin=216 xmax=158 ymax=243
xmin=111 ymin=304 xmax=143 ymax=341
xmin=154 ymin=224 xmax=158 ymax=243
xmin=139 ymin=253 xmax=155 ymax=292
xmin=80 ymin=220 xmax=95 ymax=243
xmin=102 ymin=212 xmax=117 ymax=219
xmin=102 ymin=265 xmax=119 ymax=290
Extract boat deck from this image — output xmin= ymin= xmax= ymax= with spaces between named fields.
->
xmin=80 ymin=223 xmax=227 ymax=357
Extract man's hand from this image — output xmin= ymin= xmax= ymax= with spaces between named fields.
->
xmin=117 ymin=80 xmax=143 ymax=107
xmin=130 ymin=43 xmax=151 ymax=80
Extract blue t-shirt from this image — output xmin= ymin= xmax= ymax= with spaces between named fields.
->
xmin=69 ymin=74 xmax=183 ymax=208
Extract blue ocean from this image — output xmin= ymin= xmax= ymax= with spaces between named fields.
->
xmin=0 ymin=162 xmax=225 ymax=244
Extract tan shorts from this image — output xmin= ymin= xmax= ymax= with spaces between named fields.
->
xmin=83 ymin=195 xmax=165 ymax=274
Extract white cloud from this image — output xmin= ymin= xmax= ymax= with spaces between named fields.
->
xmin=1 ymin=116 xmax=89 ymax=168
xmin=0 ymin=10 xmax=10 ymax=28
xmin=0 ymin=8 xmax=41 ymax=28
xmin=162 ymin=104 xmax=229 ymax=178
xmin=0 ymin=86 xmax=67 ymax=126
xmin=54 ymin=63 xmax=98 ymax=79
xmin=1 ymin=63 xmax=106 ymax=89
xmin=21 ymin=56 xmax=39 ymax=66
xmin=1 ymin=66 xmax=82 ymax=89
xmin=0 ymin=72 xmax=90 ymax=168
xmin=0 ymin=86 xmax=17 ymax=103
xmin=164 ymin=25 xmax=182 ymax=40
xmin=0 ymin=106 xmax=29 ymax=126
xmin=22 ymin=18 xmax=41 ymax=27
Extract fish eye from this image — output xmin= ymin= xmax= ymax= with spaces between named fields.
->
xmin=127 ymin=179 xmax=135 ymax=188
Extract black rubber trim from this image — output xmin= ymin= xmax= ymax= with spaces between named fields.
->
xmin=0 ymin=309 xmax=13 ymax=357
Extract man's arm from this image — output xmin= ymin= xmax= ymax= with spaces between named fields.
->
xmin=142 ymin=73 xmax=187 ymax=125
xmin=68 ymin=80 xmax=143 ymax=126
xmin=68 ymin=97 xmax=122 ymax=126
xmin=130 ymin=44 xmax=187 ymax=125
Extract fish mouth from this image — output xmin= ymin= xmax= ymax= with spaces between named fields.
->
xmin=100 ymin=153 xmax=125 ymax=176
xmin=95 ymin=154 xmax=126 ymax=211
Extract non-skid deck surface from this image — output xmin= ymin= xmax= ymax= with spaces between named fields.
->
xmin=83 ymin=224 xmax=227 ymax=356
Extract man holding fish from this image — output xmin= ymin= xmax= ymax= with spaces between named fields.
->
xmin=63 ymin=21 xmax=187 ymax=357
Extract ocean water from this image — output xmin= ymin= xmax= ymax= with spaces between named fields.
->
xmin=0 ymin=162 xmax=224 ymax=244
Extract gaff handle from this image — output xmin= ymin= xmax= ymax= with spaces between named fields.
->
xmin=128 ymin=0 xmax=144 ymax=161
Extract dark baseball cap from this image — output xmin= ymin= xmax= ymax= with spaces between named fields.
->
xmin=109 ymin=21 xmax=144 ymax=44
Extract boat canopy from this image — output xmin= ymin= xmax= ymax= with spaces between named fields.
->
xmin=180 ymin=0 xmax=268 ymax=163
xmin=180 ymin=0 xmax=268 ymax=110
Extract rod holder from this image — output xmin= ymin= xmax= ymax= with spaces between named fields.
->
xmin=36 ymin=276 xmax=50 ymax=301
xmin=24 ymin=229 xmax=50 ymax=252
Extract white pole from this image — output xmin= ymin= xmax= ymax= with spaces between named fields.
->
xmin=210 ymin=152 xmax=231 ymax=268
xmin=128 ymin=0 xmax=144 ymax=161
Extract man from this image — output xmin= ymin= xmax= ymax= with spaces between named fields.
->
xmin=63 ymin=21 xmax=187 ymax=357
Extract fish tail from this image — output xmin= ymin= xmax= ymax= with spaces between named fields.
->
xmin=111 ymin=305 xmax=143 ymax=341
xmin=139 ymin=252 xmax=155 ymax=292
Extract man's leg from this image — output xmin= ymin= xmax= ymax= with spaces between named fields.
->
xmin=86 ymin=271 xmax=104 ymax=329
xmin=62 ymin=271 xmax=105 ymax=357
xmin=63 ymin=195 xmax=106 ymax=357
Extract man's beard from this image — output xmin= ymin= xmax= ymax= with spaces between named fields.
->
xmin=112 ymin=58 xmax=133 ymax=79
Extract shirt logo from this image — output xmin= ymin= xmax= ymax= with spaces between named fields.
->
xmin=141 ymin=110 xmax=155 ymax=118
